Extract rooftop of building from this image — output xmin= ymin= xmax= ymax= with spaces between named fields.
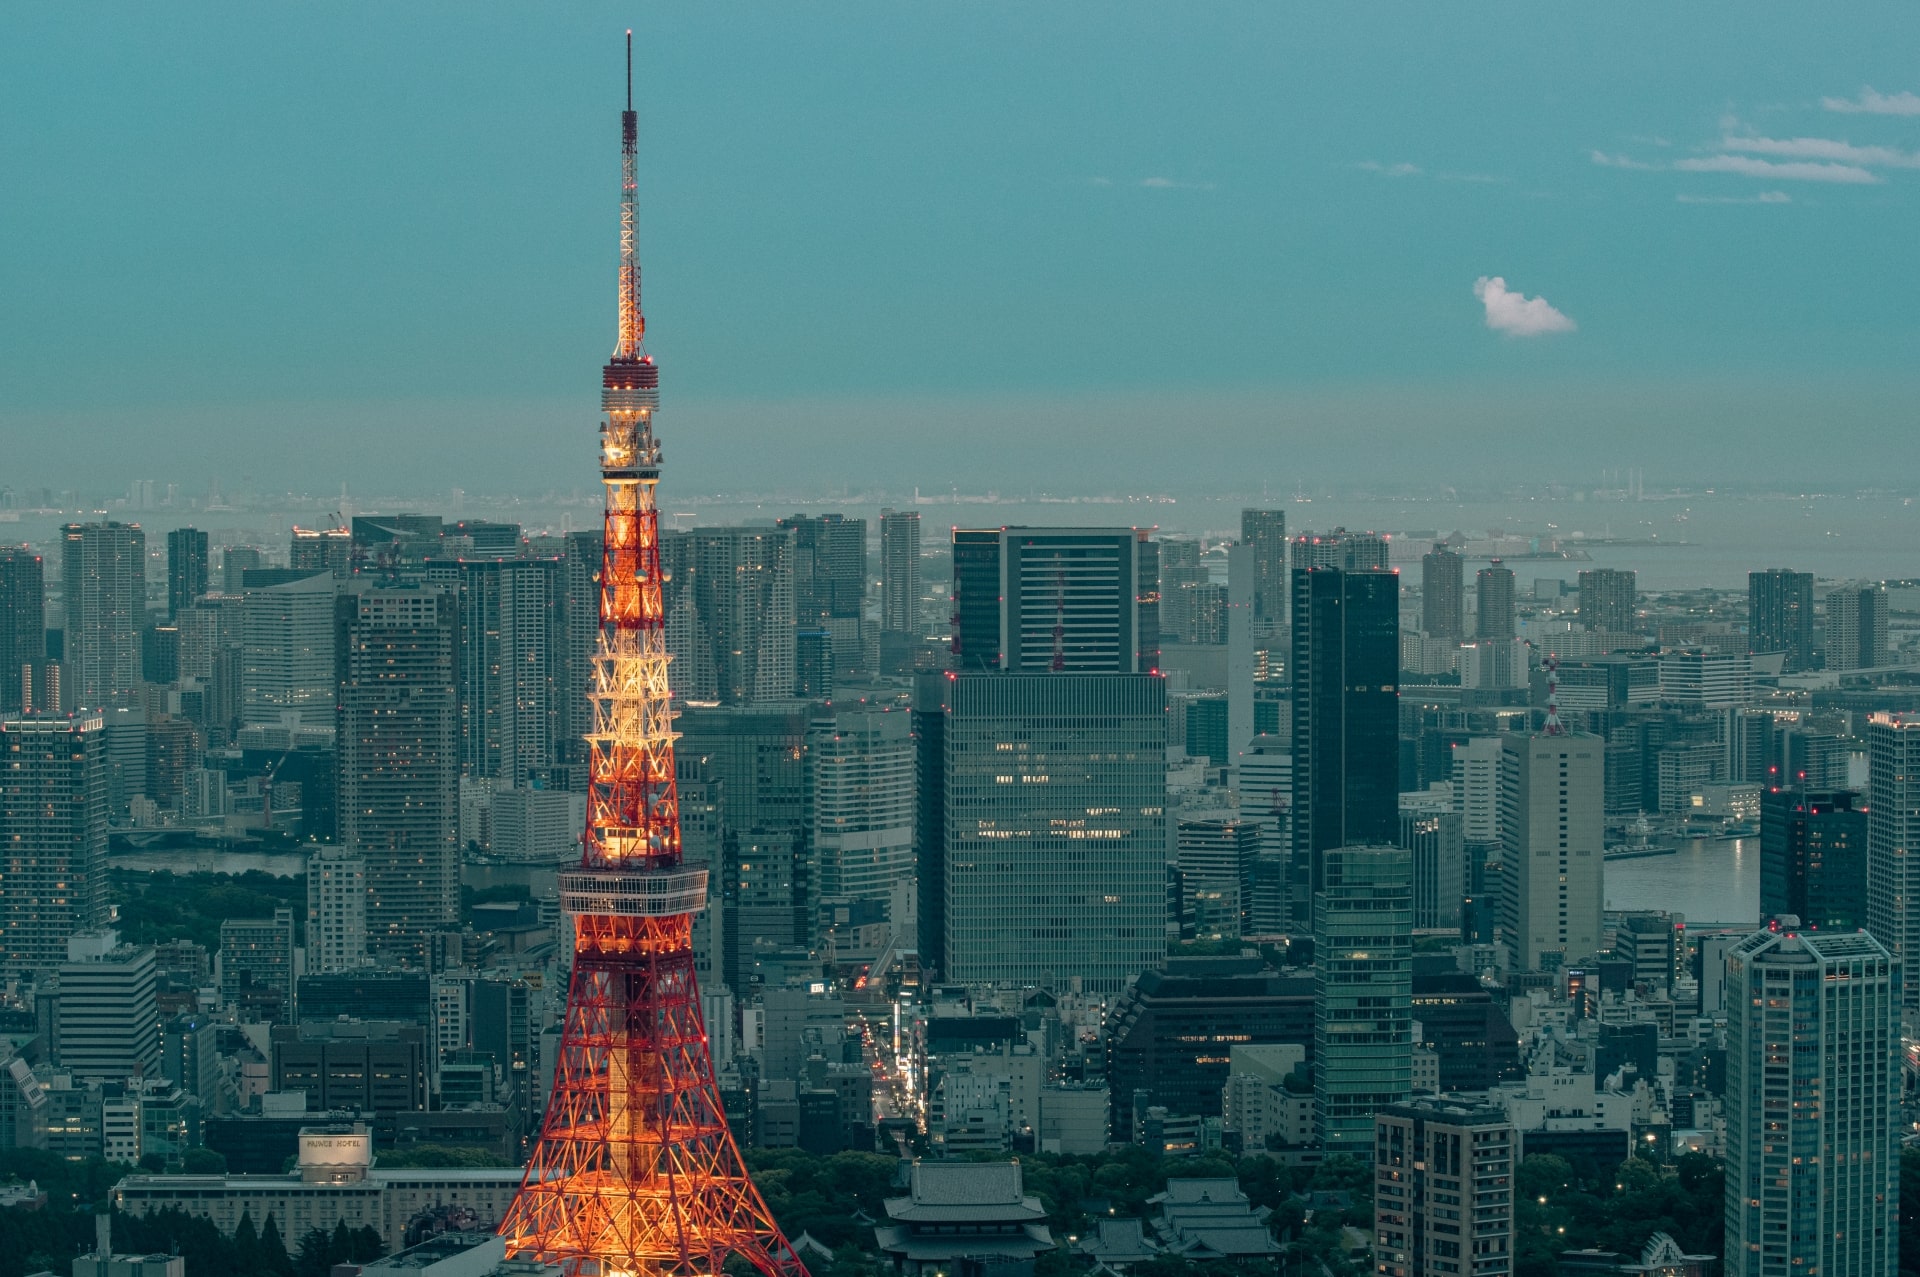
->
xmin=883 ymin=1160 xmax=1048 ymax=1223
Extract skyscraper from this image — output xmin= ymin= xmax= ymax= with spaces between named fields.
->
xmin=880 ymin=508 xmax=922 ymax=637
xmin=1576 ymin=568 xmax=1636 ymax=634
xmin=336 ymin=586 xmax=459 ymax=956
xmin=306 ymin=846 xmax=368 ymax=975
xmin=55 ymin=930 xmax=161 ymax=1082
xmin=0 ymin=715 xmax=109 ymax=978
xmin=428 ymin=556 xmax=565 ymax=787
xmin=1826 ymin=585 xmax=1889 ymax=672
xmin=1420 ymin=545 xmax=1463 ymax=641
xmin=780 ymin=512 xmax=867 ymax=680
xmin=165 ymin=528 xmax=209 ymax=621
xmin=1475 ymin=562 xmax=1515 ymax=640
xmin=1292 ymin=527 xmax=1388 ymax=572
xmin=1722 ymin=927 xmax=1896 ymax=1277
xmin=1240 ymin=509 xmax=1287 ymax=635
xmin=1373 ymin=1099 xmax=1514 ymax=1277
xmin=290 ymin=526 xmax=353 ymax=577
xmin=241 ymin=572 xmax=338 ymax=729
xmin=1499 ymin=732 xmax=1604 ymax=972
xmin=558 ymin=529 xmax=604 ymax=785
xmin=1313 ymin=844 xmax=1412 ymax=1150
xmin=0 ymin=547 xmax=46 ymax=715
xmin=1748 ymin=569 xmax=1814 ymax=672
xmin=1866 ymin=714 xmax=1920 ymax=1008
xmin=937 ymin=672 xmax=1167 ymax=993
xmin=221 ymin=545 xmax=263 ymax=593
xmin=949 ymin=527 xmax=1160 ymax=674
xmin=1760 ymin=788 xmax=1867 ymax=931
xmin=1290 ymin=565 xmax=1398 ymax=925
xmin=809 ymin=706 xmax=915 ymax=914
xmin=61 ymin=521 xmax=146 ymax=707
xmin=661 ymin=527 xmax=796 ymax=705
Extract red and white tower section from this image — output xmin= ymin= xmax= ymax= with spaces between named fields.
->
xmin=499 ymin=36 xmax=806 ymax=1277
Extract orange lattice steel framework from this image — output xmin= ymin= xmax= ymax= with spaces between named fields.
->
xmin=498 ymin=35 xmax=806 ymax=1277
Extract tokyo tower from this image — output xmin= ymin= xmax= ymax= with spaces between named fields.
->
xmin=498 ymin=35 xmax=807 ymax=1277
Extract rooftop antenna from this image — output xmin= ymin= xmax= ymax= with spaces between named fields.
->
xmin=1542 ymin=651 xmax=1566 ymax=736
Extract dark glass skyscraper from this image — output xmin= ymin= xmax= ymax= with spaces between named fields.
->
xmin=1577 ymin=568 xmax=1636 ymax=634
xmin=1290 ymin=566 xmax=1400 ymax=924
xmin=0 ymin=548 xmax=45 ymax=715
xmin=1761 ymin=788 xmax=1867 ymax=930
xmin=1420 ymin=545 xmax=1463 ymax=640
xmin=1748 ymin=569 xmax=1814 ymax=672
xmin=165 ymin=527 xmax=209 ymax=621
xmin=1240 ymin=509 xmax=1287 ymax=635
xmin=1475 ymin=562 xmax=1515 ymax=640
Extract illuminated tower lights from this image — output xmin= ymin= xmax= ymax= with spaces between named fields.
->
xmin=499 ymin=35 xmax=805 ymax=1277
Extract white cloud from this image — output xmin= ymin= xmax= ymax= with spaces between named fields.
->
xmin=1823 ymin=87 xmax=1920 ymax=116
xmin=1719 ymin=134 xmax=1920 ymax=167
xmin=1473 ymin=276 xmax=1576 ymax=337
xmin=1356 ymin=160 xmax=1422 ymax=177
xmin=1590 ymin=150 xmax=1657 ymax=170
xmin=1088 ymin=176 xmax=1113 ymax=187
xmin=1672 ymin=154 xmax=1882 ymax=184
xmin=1139 ymin=176 xmax=1216 ymax=190
xmin=1676 ymin=190 xmax=1792 ymax=205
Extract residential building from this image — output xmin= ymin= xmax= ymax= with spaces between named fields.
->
xmin=1291 ymin=565 xmax=1398 ymax=925
xmin=1314 ymin=845 xmax=1412 ymax=1150
xmin=336 ymin=587 xmax=460 ymax=956
xmin=1241 ymin=509 xmax=1288 ymax=635
xmin=949 ymin=527 xmax=1160 ymax=674
xmin=1722 ymin=928 xmax=1896 ymax=1277
xmin=660 ymin=526 xmax=796 ymax=705
xmin=219 ymin=909 xmax=296 ymax=1023
xmin=0 ymin=714 xmax=109 ymax=977
xmin=0 ymin=547 xmax=45 ymax=715
xmin=1867 ymin=714 xmax=1920 ymax=1008
xmin=1421 ymin=546 xmax=1464 ymax=641
xmin=1748 ymin=569 xmax=1815 ymax=673
xmin=1760 ymin=788 xmax=1867 ymax=931
xmin=290 ymin=527 xmax=352 ymax=576
xmin=1577 ymin=569 xmax=1636 ymax=635
xmin=1476 ymin=563 xmax=1515 ymax=640
xmin=881 ymin=508 xmax=922 ymax=636
xmin=936 ymin=673 xmax=1167 ymax=993
xmin=1293 ymin=527 xmax=1388 ymax=572
xmin=1373 ymin=1099 xmax=1515 ymax=1277
xmin=1500 ymin=733 xmax=1604 ymax=972
xmin=1827 ymin=586 xmax=1890 ymax=672
xmin=307 ymin=846 xmax=368 ymax=974
xmin=62 ymin=521 xmax=146 ymax=706
xmin=165 ymin=528 xmax=209 ymax=621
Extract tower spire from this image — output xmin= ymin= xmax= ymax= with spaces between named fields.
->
xmin=617 ymin=29 xmax=643 ymax=358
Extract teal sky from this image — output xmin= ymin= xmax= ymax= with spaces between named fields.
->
xmin=4 ymin=4 xmax=1919 ymax=494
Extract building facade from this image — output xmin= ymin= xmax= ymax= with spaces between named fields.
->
xmin=1291 ymin=565 xmax=1399 ymax=925
xmin=1421 ymin=546 xmax=1464 ymax=641
xmin=1374 ymin=1099 xmax=1515 ymax=1277
xmin=1826 ymin=586 xmax=1889 ymax=672
xmin=1313 ymin=846 xmax=1412 ymax=1151
xmin=1760 ymin=788 xmax=1867 ymax=931
xmin=0 ymin=714 xmax=109 ymax=977
xmin=949 ymin=528 xmax=1160 ymax=674
xmin=0 ymin=548 xmax=45 ymax=716
xmin=881 ymin=509 xmax=922 ymax=637
xmin=1866 ymin=714 xmax=1920 ymax=1008
xmin=306 ymin=846 xmax=368 ymax=976
xmin=62 ymin=522 xmax=146 ymax=707
xmin=939 ymin=673 xmax=1167 ymax=993
xmin=336 ymin=587 xmax=460 ymax=956
xmin=1748 ymin=569 xmax=1814 ymax=673
xmin=1722 ymin=928 xmax=1896 ymax=1277
xmin=1577 ymin=569 xmax=1636 ymax=635
xmin=242 ymin=572 xmax=338 ymax=730
xmin=1500 ymin=733 xmax=1604 ymax=973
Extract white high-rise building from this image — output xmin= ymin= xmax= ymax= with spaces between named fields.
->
xmin=809 ymin=706 xmax=915 ymax=907
xmin=1826 ymin=586 xmax=1890 ymax=672
xmin=1866 ymin=714 xmax=1920 ymax=1008
xmin=242 ymin=572 xmax=338 ymax=729
xmin=1723 ymin=927 xmax=1896 ymax=1277
xmin=60 ymin=522 xmax=146 ymax=708
xmin=55 ymin=930 xmax=160 ymax=1082
xmin=1499 ymin=733 xmax=1604 ymax=972
xmin=306 ymin=846 xmax=368 ymax=975
xmin=1451 ymin=736 xmax=1502 ymax=846
xmin=880 ymin=509 xmax=922 ymax=637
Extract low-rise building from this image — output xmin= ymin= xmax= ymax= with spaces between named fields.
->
xmin=874 ymin=1161 xmax=1053 ymax=1276
xmin=113 ymin=1124 xmax=522 ymax=1252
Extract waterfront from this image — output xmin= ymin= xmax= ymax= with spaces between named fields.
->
xmin=1603 ymin=835 xmax=1759 ymax=930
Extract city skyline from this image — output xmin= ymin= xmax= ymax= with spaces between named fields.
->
xmin=7 ymin=5 xmax=1920 ymax=494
